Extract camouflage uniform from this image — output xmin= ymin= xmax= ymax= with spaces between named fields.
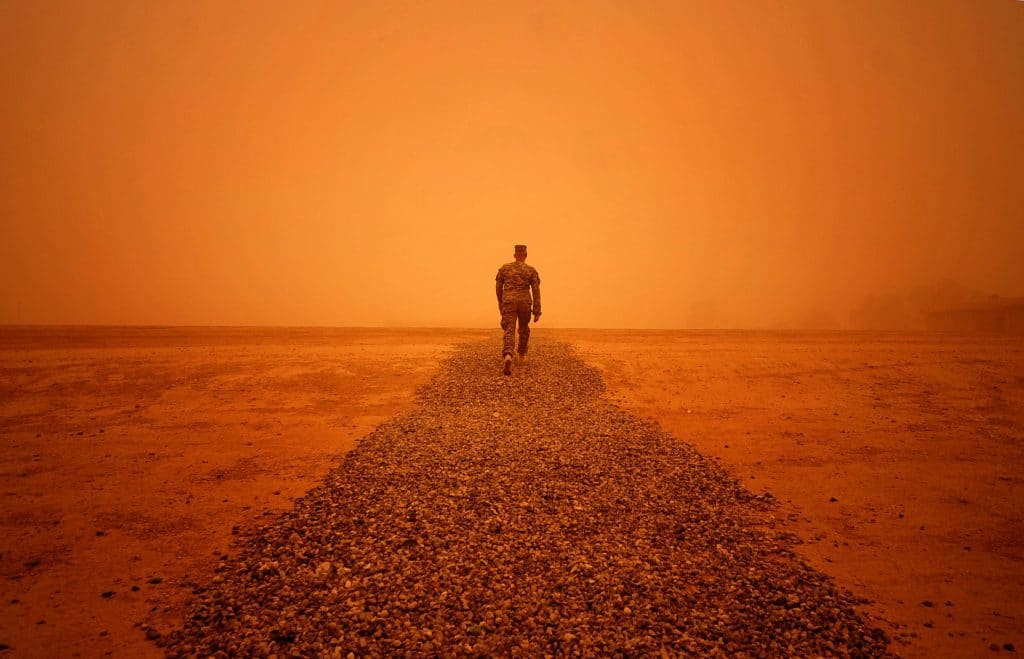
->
xmin=495 ymin=258 xmax=541 ymax=357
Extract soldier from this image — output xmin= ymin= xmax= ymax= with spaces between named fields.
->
xmin=495 ymin=244 xmax=541 ymax=375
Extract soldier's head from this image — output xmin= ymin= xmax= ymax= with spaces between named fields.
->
xmin=514 ymin=244 xmax=528 ymax=262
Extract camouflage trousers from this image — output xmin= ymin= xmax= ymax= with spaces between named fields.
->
xmin=500 ymin=298 xmax=533 ymax=357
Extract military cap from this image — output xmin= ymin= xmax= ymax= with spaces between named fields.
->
xmin=514 ymin=244 xmax=528 ymax=253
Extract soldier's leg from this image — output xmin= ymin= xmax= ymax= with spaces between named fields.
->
xmin=500 ymin=305 xmax=517 ymax=357
xmin=516 ymin=307 xmax=531 ymax=355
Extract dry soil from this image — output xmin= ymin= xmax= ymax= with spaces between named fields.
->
xmin=1 ymin=328 xmax=1021 ymax=658
xmin=556 ymin=329 xmax=1024 ymax=657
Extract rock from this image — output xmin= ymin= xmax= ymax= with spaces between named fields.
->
xmin=159 ymin=341 xmax=893 ymax=658
xmin=100 ymin=591 xmax=115 ymax=599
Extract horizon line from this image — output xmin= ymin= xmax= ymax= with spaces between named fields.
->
xmin=0 ymin=323 xmax=982 ymax=334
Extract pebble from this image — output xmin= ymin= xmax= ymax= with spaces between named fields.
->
xmin=163 ymin=340 xmax=891 ymax=657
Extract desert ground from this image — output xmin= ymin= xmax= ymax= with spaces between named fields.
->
xmin=1 ymin=327 xmax=1021 ymax=657
xmin=0 ymin=327 xmax=488 ymax=657
xmin=554 ymin=329 xmax=1024 ymax=657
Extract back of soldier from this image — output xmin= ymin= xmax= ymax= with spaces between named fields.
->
xmin=498 ymin=261 xmax=536 ymax=309
xmin=495 ymin=244 xmax=542 ymax=375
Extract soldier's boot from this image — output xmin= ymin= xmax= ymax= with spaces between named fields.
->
xmin=503 ymin=354 xmax=513 ymax=376
xmin=517 ymin=353 xmax=527 ymax=368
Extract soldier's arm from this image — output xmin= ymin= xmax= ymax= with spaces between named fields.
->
xmin=495 ymin=269 xmax=504 ymax=308
xmin=531 ymin=269 xmax=541 ymax=315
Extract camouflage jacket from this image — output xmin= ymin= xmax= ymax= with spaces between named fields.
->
xmin=495 ymin=261 xmax=541 ymax=313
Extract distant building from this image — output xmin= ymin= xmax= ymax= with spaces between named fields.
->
xmin=923 ymin=296 xmax=1024 ymax=334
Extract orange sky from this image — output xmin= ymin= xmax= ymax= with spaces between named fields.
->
xmin=2 ymin=1 xmax=1022 ymax=328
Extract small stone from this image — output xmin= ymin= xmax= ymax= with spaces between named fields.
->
xmin=146 ymin=628 xmax=161 ymax=641
xmin=829 ymin=497 xmax=838 ymax=503
xmin=100 ymin=591 xmax=114 ymax=599
xmin=147 ymin=577 xmax=163 ymax=585
xmin=1004 ymin=643 xmax=1015 ymax=652
xmin=922 ymin=600 xmax=934 ymax=607
xmin=154 ymin=341 xmax=897 ymax=658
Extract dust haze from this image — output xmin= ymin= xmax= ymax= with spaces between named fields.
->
xmin=2 ymin=2 xmax=1022 ymax=329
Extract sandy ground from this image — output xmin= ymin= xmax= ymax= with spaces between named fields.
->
xmin=1 ymin=327 xmax=1021 ymax=657
xmin=555 ymin=329 xmax=1024 ymax=657
xmin=0 ymin=327 xmax=487 ymax=658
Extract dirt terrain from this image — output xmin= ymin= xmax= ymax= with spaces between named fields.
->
xmin=1 ymin=327 xmax=1021 ymax=657
xmin=165 ymin=340 xmax=888 ymax=657
xmin=0 ymin=327 xmax=487 ymax=658
xmin=556 ymin=329 xmax=1024 ymax=657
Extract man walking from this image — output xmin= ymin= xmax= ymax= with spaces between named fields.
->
xmin=496 ymin=244 xmax=541 ymax=375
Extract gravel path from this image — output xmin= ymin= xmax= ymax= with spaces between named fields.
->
xmin=163 ymin=339 xmax=890 ymax=657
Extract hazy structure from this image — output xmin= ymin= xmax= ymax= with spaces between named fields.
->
xmin=1 ymin=2 xmax=1021 ymax=328
xmin=923 ymin=297 xmax=1024 ymax=334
